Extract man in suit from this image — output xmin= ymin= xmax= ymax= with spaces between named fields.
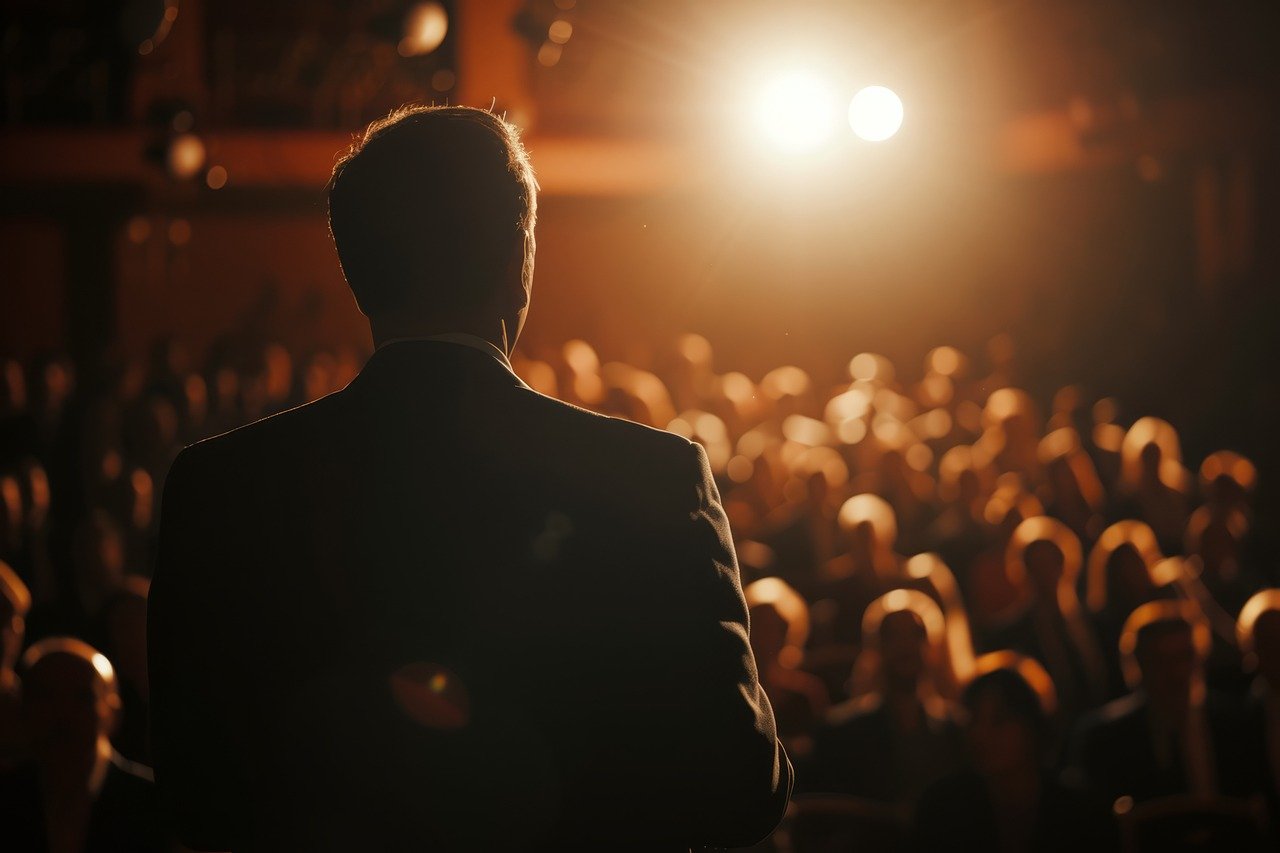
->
xmin=148 ymin=105 xmax=792 ymax=851
xmin=1067 ymin=600 xmax=1257 ymax=805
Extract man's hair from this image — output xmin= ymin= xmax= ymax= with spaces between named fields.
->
xmin=962 ymin=666 xmax=1048 ymax=740
xmin=328 ymin=105 xmax=538 ymax=316
xmin=21 ymin=636 xmax=118 ymax=693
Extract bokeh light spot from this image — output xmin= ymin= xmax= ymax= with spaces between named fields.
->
xmin=849 ymin=85 xmax=904 ymax=142
xmin=205 ymin=165 xmax=228 ymax=190
xmin=399 ymin=2 xmax=449 ymax=57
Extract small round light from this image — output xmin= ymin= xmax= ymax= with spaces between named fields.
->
xmin=398 ymin=2 xmax=448 ymax=57
xmin=166 ymin=134 xmax=206 ymax=180
xmin=849 ymin=85 xmax=904 ymax=142
xmin=205 ymin=165 xmax=228 ymax=190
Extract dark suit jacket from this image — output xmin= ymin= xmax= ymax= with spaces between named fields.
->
xmin=913 ymin=769 xmax=1117 ymax=853
xmin=800 ymin=696 xmax=961 ymax=804
xmin=148 ymin=340 xmax=792 ymax=851
xmin=1067 ymin=689 xmax=1261 ymax=806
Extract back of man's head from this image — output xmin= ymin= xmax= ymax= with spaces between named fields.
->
xmin=328 ymin=105 xmax=538 ymax=319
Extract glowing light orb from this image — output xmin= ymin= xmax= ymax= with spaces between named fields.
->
xmin=753 ymin=70 xmax=839 ymax=153
xmin=848 ymin=85 xmax=904 ymax=142
xmin=399 ymin=2 xmax=448 ymax=57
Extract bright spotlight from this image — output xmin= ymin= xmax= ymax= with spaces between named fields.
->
xmin=753 ymin=70 xmax=839 ymax=153
xmin=849 ymin=85 xmax=904 ymax=142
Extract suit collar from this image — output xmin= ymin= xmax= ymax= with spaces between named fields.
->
xmin=377 ymin=333 xmax=514 ymax=372
xmin=356 ymin=338 xmax=532 ymax=391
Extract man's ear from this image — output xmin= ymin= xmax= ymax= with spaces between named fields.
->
xmin=505 ymin=231 xmax=533 ymax=308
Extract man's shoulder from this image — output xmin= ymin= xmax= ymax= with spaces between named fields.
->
xmin=516 ymin=386 xmax=693 ymax=459
xmin=501 ymin=388 xmax=709 ymax=523
xmin=174 ymin=388 xmax=347 ymax=475
xmin=1076 ymin=692 xmax=1146 ymax=744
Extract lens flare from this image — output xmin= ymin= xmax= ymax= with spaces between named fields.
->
xmin=849 ymin=85 xmax=904 ymax=142
xmin=753 ymin=70 xmax=839 ymax=153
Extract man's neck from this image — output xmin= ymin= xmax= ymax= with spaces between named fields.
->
xmin=371 ymin=318 xmax=507 ymax=355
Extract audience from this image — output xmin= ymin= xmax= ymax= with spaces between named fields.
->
xmin=0 ymin=332 xmax=1271 ymax=851
xmin=0 ymin=638 xmax=167 ymax=852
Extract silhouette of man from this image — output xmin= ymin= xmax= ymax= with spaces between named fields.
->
xmin=148 ymin=105 xmax=791 ymax=851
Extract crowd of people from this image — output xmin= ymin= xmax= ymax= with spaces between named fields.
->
xmin=0 ymin=330 xmax=1274 ymax=851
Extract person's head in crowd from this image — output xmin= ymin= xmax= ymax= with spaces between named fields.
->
xmin=905 ymin=553 xmax=976 ymax=685
xmin=0 ymin=474 xmax=22 ymax=556
xmin=745 ymin=577 xmax=810 ymax=672
xmin=137 ymin=396 xmax=180 ymax=461
xmin=20 ymin=637 xmax=120 ymax=778
xmin=103 ymin=576 xmax=151 ymax=700
xmin=962 ymin=656 xmax=1056 ymax=777
xmin=668 ymin=333 xmax=715 ymax=410
xmin=559 ymin=339 xmax=604 ymax=407
xmin=1046 ymin=384 xmax=1086 ymax=434
xmin=859 ymin=589 xmax=947 ymax=703
xmin=328 ymin=105 xmax=539 ymax=356
xmin=1184 ymin=505 xmax=1248 ymax=584
xmin=1037 ymin=426 xmax=1105 ymax=537
xmin=1198 ymin=450 xmax=1256 ymax=517
xmin=980 ymin=388 xmax=1041 ymax=478
xmin=788 ymin=447 xmax=847 ymax=512
xmin=1006 ymin=516 xmax=1084 ymax=612
xmin=17 ymin=457 xmax=50 ymax=532
xmin=1237 ymin=590 xmax=1280 ymax=691
xmin=72 ymin=510 xmax=126 ymax=612
xmin=938 ymin=445 xmax=994 ymax=515
xmin=180 ymin=371 xmax=209 ymax=432
xmin=0 ymin=560 xmax=31 ymax=677
xmin=1085 ymin=520 xmax=1164 ymax=614
xmin=1119 ymin=416 xmax=1188 ymax=495
xmin=982 ymin=477 xmax=1044 ymax=536
xmin=212 ymin=366 xmax=241 ymax=417
xmin=1119 ymin=600 xmax=1211 ymax=710
xmin=0 ymin=357 xmax=26 ymax=417
xmin=33 ymin=355 xmax=75 ymax=423
xmin=258 ymin=342 xmax=294 ymax=409
xmin=837 ymin=493 xmax=899 ymax=580
xmin=760 ymin=365 xmax=816 ymax=422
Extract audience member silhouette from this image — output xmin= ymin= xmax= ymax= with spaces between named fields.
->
xmin=1068 ymin=600 xmax=1258 ymax=805
xmin=1237 ymin=590 xmax=1280 ymax=816
xmin=0 ymin=560 xmax=30 ymax=771
xmin=987 ymin=516 xmax=1106 ymax=718
xmin=745 ymin=577 xmax=830 ymax=756
xmin=805 ymin=590 xmax=963 ymax=805
xmin=914 ymin=663 xmax=1117 ymax=853
xmin=1085 ymin=520 xmax=1170 ymax=697
xmin=0 ymin=637 xmax=166 ymax=852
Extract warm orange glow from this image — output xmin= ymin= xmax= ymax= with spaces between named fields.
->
xmin=167 ymin=134 xmax=206 ymax=180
